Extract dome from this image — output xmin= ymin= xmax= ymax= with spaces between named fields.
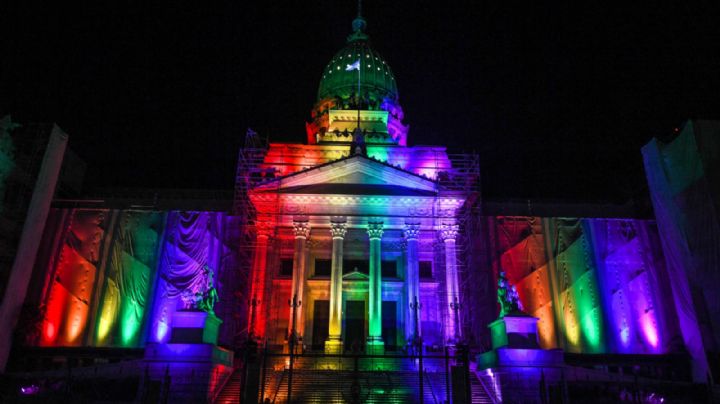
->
xmin=317 ymin=18 xmax=398 ymax=102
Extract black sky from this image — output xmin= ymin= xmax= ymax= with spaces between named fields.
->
xmin=2 ymin=2 xmax=720 ymax=203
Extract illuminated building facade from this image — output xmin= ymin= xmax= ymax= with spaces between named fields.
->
xmin=2 ymin=9 xmax=719 ymax=404
xmin=240 ymin=14 xmax=477 ymax=355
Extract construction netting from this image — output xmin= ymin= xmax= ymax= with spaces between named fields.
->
xmin=642 ymin=120 xmax=720 ymax=381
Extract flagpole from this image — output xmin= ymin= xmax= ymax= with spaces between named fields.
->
xmin=357 ymin=0 xmax=362 ymax=130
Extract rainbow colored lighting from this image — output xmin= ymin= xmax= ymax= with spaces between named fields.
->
xmin=32 ymin=209 xmax=671 ymax=361
xmin=492 ymin=217 xmax=668 ymax=355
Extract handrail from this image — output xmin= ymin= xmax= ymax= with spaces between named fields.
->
xmin=473 ymin=370 xmax=500 ymax=404
xmin=210 ymin=366 xmax=237 ymax=404
xmin=271 ymin=369 xmax=286 ymax=403
xmin=424 ymin=370 xmax=439 ymax=404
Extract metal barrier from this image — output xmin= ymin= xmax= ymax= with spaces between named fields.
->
xmin=251 ymin=349 xmax=470 ymax=404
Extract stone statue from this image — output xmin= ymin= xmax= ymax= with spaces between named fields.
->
xmin=497 ymin=271 xmax=523 ymax=318
xmin=198 ymin=265 xmax=219 ymax=314
xmin=179 ymin=265 xmax=219 ymax=314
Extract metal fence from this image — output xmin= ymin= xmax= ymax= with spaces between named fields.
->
xmin=245 ymin=347 xmax=473 ymax=404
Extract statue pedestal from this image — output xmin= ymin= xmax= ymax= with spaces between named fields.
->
xmin=170 ymin=310 xmax=222 ymax=344
xmin=143 ymin=311 xmax=232 ymax=402
xmin=477 ymin=314 xmax=564 ymax=402
xmin=489 ymin=313 xmax=540 ymax=349
xmin=479 ymin=314 xmax=563 ymax=368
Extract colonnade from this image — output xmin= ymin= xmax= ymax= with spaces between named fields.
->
xmin=252 ymin=217 xmax=462 ymax=351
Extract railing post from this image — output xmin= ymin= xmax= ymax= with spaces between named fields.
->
xmin=161 ymin=364 xmax=171 ymax=404
xmin=462 ymin=345 xmax=471 ymax=404
xmin=288 ymin=293 xmax=301 ymax=403
xmin=351 ymin=353 xmax=360 ymax=404
xmin=260 ymin=342 xmax=267 ymax=403
xmin=419 ymin=345 xmax=424 ymax=404
xmin=411 ymin=296 xmax=424 ymax=404
xmin=445 ymin=346 xmax=451 ymax=404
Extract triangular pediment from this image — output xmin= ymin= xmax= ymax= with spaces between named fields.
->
xmin=253 ymin=155 xmax=438 ymax=195
xmin=343 ymin=270 xmax=369 ymax=281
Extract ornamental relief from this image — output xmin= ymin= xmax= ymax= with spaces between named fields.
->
xmin=285 ymin=204 xmax=303 ymax=214
xmin=305 ymin=238 xmax=329 ymax=251
xmin=437 ymin=208 xmax=456 ymax=217
xmin=408 ymin=207 xmax=432 ymax=217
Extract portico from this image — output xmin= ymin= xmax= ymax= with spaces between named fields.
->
xmin=248 ymin=154 xmax=465 ymax=352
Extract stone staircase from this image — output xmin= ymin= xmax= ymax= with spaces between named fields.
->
xmin=256 ymin=355 xmax=439 ymax=403
xmin=214 ymin=368 xmax=242 ymax=404
xmin=469 ymin=371 xmax=496 ymax=404
xmin=213 ymin=355 xmax=495 ymax=403
xmin=262 ymin=368 xmax=444 ymax=403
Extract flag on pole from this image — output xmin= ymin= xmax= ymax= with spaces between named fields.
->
xmin=345 ymin=59 xmax=360 ymax=71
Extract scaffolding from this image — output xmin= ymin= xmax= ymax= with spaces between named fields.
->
xmin=231 ymin=129 xmax=270 ymax=344
xmin=441 ymin=153 xmax=490 ymax=349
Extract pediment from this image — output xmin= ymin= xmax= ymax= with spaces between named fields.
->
xmin=253 ymin=155 xmax=438 ymax=194
xmin=343 ymin=270 xmax=369 ymax=281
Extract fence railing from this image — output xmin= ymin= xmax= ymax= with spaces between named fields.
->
xmin=249 ymin=349 xmax=471 ymax=404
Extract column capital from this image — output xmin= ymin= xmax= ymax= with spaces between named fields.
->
xmin=439 ymin=222 xmax=459 ymax=241
xmin=292 ymin=220 xmax=310 ymax=239
xmin=256 ymin=220 xmax=274 ymax=238
xmin=330 ymin=221 xmax=347 ymax=239
xmin=403 ymin=223 xmax=421 ymax=240
xmin=367 ymin=222 xmax=384 ymax=240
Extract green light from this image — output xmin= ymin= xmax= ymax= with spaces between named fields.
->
xmin=577 ymin=272 xmax=604 ymax=352
xmin=367 ymin=146 xmax=389 ymax=162
xmin=120 ymin=297 xmax=142 ymax=346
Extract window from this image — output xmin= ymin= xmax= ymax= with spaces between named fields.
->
xmin=381 ymin=260 xmax=397 ymax=278
xmin=419 ymin=261 xmax=433 ymax=279
xmin=279 ymin=259 xmax=293 ymax=277
xmin=314 ymin=259 xmax=332 ymax=277
xmin=343 ymin=259 xmax=368 ymax=275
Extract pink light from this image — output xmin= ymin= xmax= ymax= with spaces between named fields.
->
xmin=640 ymin=313 xmax=660 ymax=349
xmin=20 ymin=385 xmax=39 ymax=395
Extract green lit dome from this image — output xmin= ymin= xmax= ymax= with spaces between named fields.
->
xmin=317 ymin=17 xmax=398 ymax=102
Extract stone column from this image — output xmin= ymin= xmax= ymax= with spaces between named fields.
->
xmin=289 ymin=220 xmax=309 ymax=339
xmin=367 ymin=221 xmax=385 ymax=354
xmin=325 ymin=219 xmax=346 ymax=353
xmin=250 ymin=221 xmax=273 ymax=340
xmin=440 ymin=222 xmax=461 ymax=342
xmin=404 ymin=223 xmax=421 ymax=342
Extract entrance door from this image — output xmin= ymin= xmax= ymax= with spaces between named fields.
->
xmin=382 ymin=301 xmax=397 ymax=351
xmin=312 ymin=300 xmax=329 ymax=350
xmin=344 ymin=300 xmax=365 ymax=352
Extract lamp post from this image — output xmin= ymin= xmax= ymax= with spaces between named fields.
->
xmin=450 ymin=297 xmax=461 ymax=342
xmin=409 ymin=296 xmax=422 ymax=349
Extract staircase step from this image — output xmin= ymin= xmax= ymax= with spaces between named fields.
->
xmin=214 ymin=368 xmax=244 ymax=404
xmin=213 ymin=356 xmax=495 ymax=404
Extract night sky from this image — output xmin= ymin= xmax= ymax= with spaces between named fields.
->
xmin=2 ymin=2 xmax=719 ymax=203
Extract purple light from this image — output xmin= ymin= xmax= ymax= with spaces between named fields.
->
xmin=20 ymin=385 xmax=39 ymax=395
xmin=640 ymin=313 xmax=660 ymax=349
